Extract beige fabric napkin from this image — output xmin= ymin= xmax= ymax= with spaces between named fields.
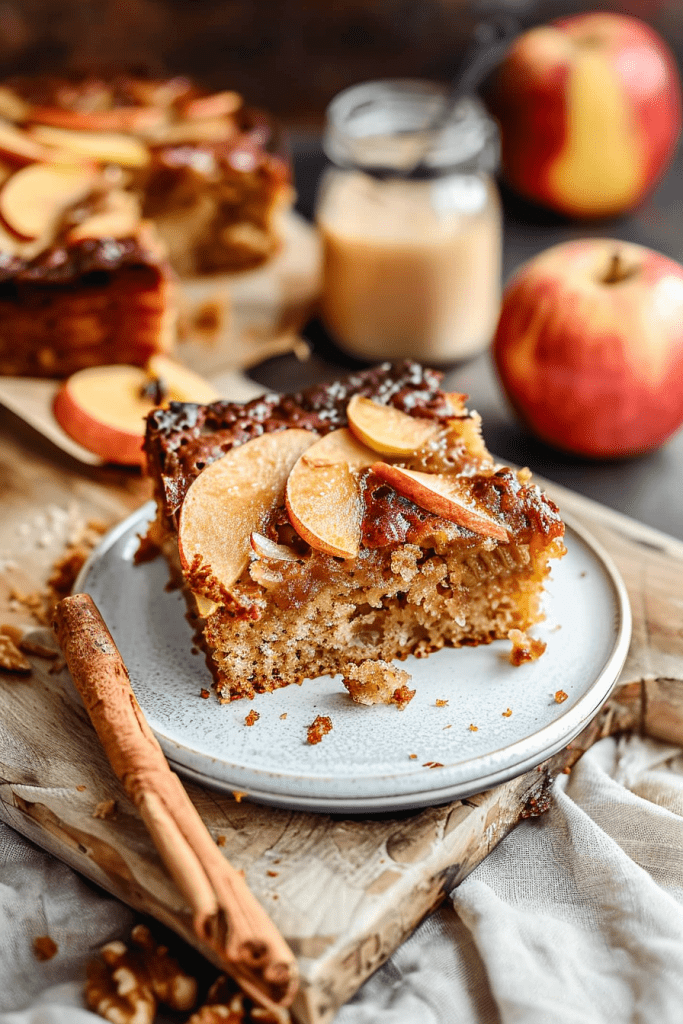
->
xmin=1 ymin=734 xmax=682 ymax=1023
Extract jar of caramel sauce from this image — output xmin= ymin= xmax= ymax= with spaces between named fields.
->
xmin=316 ymin=79 xmax=502 ymax=364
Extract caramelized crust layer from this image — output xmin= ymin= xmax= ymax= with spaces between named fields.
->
xmin=144 ymin=362 xmax=566 ymax=701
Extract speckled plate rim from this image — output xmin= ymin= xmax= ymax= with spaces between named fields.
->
xmin=75 ymin=502 xmax=632 ymax=813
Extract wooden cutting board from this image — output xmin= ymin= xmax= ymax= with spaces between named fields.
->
xmin=0 ymin=411 xmax=682 ymax=1024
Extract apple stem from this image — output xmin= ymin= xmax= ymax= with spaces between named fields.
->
xmin=603 ymin=251 xmax=635 ymax=285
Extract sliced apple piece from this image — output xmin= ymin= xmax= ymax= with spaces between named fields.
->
xmin=0 ymin=163 xmax=98 ymax=240
xmin=346 ymin=394 xmax=440 ymax=456
xmin=29 ymin=125 xmax=150 ymax=168
xmin=178 ymin=429 xmax=318 ymax=594
xmin=29 ymin=105 xmax=167 ymax=133
xmin=66 ymin=190 xmax=140 ymax=243
xmin=250 ymin=532 xmax=301 ymax=561
xmin=0 ymin=118 xmax=52 ymax=165
xmin=179 ymin=91 xmax=242 ymax=121
xmin=285 ymin=428 xmax=377 ymax=559
xmin=0 ymin=88 xmax=30 ymax=123
xmin=53 ymin=355 xmax=220 ymax=466
xmin=371 ymin=463 xmax=510 ymax=541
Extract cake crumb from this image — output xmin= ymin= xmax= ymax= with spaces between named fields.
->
xmin=555 ymin=690 xmax=568 ymax=704
xmin=443 ymin=724 xmax=452 ymax=730
xmin=423 ymin=761 xmax=444 ymax=769
xmin=502 ymin=708 xmax=513 ymax=718
xmin=279 ymin=713 xmax=287 ymax=720
xmin=342 ymin=659 xmax=414 ymax=707
xmin=216 ymin=835 xmax=226 ymax=846
xmin=93 ymin=799 xmax=117 ymax=820
xmin=33 ymin=935 xmax=58 ymax=961
xmin=508 ymin=629 xmax=547 ymax=666
xmin=0 ymin=633 xmax=32 ymax=673
xmin=391 ymin=684 xmax=416 ymax=710
xmin=267 ymin=870 xmax=279 ymax=877
xmin=232 ymin=791 xmax=247 ymax=803
xmin=76 ymin=785 xmax=86 ymax=792
xmin=200 ymin=688 xmax=210 ymax=699
xmin=435 ymin=699 xmax=449 ymax=707
xmin=469 ymin=724 xmax=478 ymax=732
xmin=244 ymin=710 xmax=260 ymax=726
xmin=409 ymin=753 xmax=417 ymax=760
xmin=307 ymin=715 xmax=333 ymax=745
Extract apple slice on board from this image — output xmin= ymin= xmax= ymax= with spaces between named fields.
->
xmin=371 ymin=463 xmax=509 ymax=541
xmin=0 ymin=163 xmax=98 ymax=240
xmin=285 ymin=428 xmax=378 ymax=559
xmin=29 ymin=125 xmax=150 ymax=168
xmin=178 ymin=429 xmax=317 ymax=595
xmin=53 ymin=356 xmax=219 ymax=466
xmin=346 ymin=394 xmax=439 ymax=456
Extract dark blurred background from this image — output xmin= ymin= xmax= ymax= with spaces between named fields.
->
xmin=0 ymin=1 xmax=681 ymax=124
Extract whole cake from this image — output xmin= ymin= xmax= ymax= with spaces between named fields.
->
xmin=143 ymin=362 xmax=566 ymax=703
xmin=0 ymin=75 xmax=291 ymax=376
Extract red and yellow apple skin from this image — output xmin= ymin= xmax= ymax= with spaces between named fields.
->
xmin=488 ymin=13 xmax=682 ymax=219
xmin=493 ymin=239 xmax=683 ymax=458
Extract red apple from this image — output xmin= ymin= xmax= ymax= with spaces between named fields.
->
xmin=53 ymin=356 xmax=220 ymax=465
xmin=488 ymin=13 xmax=682 ymax=218
xmin=493 ymin=238 xmax=683 ymax=458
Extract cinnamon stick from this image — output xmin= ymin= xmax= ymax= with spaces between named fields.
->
xmin=53 ymin=593 xmax=298 ymax=1020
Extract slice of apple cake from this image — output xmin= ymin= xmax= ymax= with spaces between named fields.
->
xmin=143 ymin=361 xmax=566 ymax=701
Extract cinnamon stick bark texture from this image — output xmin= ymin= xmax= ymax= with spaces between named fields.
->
xmin=53 ymin=592 xmax=298 ymax=1020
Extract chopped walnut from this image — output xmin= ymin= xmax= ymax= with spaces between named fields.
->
xmin=85 ymin=924 xmax=197 ymax=1024
xmin=33 ymin=935 xmax=58 ymax=961
xmin=342 ymin=660 xmax=414 ymax=708
xmin=508 ymin=629 xmax=547 ymax=666
xmin=0 ymin=633 xmax=32 ymax=673
xmin=307 ymin=715 xmax=333 ymax=744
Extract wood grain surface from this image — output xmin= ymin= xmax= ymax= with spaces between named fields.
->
xmin=1 ymin=408 xmax=682 ymax=1023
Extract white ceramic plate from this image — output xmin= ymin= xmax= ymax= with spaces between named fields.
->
xmin=76 ymin=502 xmax=631 ymax=813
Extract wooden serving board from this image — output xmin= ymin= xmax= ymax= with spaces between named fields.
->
xmin=0 ymin=411 xmax=682 ymax=1023
xmin=0 ymin=210 xmax=320 ymax=466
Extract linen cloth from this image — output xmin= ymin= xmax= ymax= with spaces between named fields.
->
xmin=2 ymin=734 xmax=683 ymax=1024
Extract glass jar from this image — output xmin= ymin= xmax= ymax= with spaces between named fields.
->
xmin=316 ymin=79 xmax=502 ymax=364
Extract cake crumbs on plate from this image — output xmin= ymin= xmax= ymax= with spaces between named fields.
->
xmin=409 ymin=753 xmax=417 ymax=760
xmin=216 ymin=835 xmax=226 ymax=846
xmin=244 ymin=709 xmax=260 ymax=726
xmin=423 ymin=761 xmax=444 ymax=769
xmin=232 ymin=791 xmax=247 ymax=803
xmin=435 ymin=699 xmax=449 ymax=707
xmin=502 ymin=708 xmax=513 ymax=717
xmin=342 ymin=659 xmax=414 ymax=707
xmin=279 ymin=712 xmax=287 ymax=720
xmin=443 ymin=724 xmax=452 ymax=730
xmin=508 ymin=629 xmax=547 ymax=666
xmin=200 ymin=688 xmax=210 ymax=699
xmin=469 ymin=724 xmax=478 ymax=732
xmin=555 ymin=690 xmax=569 ymax=704
xmin=307 ymin=715 xmax=333 ymax=745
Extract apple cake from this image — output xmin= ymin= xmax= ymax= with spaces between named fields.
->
xmin=0 ymin=74 xmax=292 ymax=377
xmin=0 ymin=75 xmax=291 ymax=276
xmin=143 ymin=361 xmax=566 ymax=702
